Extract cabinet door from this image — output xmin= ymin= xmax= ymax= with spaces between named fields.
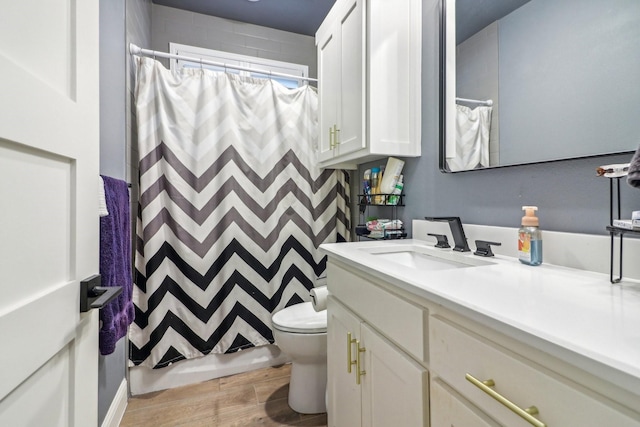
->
xmin=361 ymin=323 xmax=428 ymax=427
xmin=335 ymin=0 xmax=365 ymax=158
xmin=368 ymin=0 xmax=421 ymax=156
xmin=317 ymin=19 xmax=340 ymax=162
xmin=431 ymin=378 xmax=501 ymax=427
xmin=327 ymin=297 xmax=362 ymax=427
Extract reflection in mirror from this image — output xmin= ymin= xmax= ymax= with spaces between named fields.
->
xmin=440 ymin=0 xmax=640 ymax=172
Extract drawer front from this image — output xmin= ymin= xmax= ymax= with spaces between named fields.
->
xmin=431 ymin=316 xmax=640 ymax=427
xmin=327 ymin=261 xmax=428 ymax=363
xmin=431 ymin=378 xmax=500 ymax=427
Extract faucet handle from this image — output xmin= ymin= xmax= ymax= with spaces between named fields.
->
xmin=427 ymin=233 xmax=451 ymax=249
xmin=474 ymin=240 xmax=502 ymax=257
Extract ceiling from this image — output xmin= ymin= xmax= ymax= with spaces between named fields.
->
xmin=152 ymin=0 xmax=337 ymax=37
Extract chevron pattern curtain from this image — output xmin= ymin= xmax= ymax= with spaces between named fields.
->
xmin=129 ymin=57 xmax=350 ymax=368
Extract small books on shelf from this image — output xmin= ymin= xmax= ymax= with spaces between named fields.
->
xmin=612 ymin=219 xmax=640 ymax=231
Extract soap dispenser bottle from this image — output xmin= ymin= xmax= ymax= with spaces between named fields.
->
xmin=518 ymin=206 xmax=542 ymax=266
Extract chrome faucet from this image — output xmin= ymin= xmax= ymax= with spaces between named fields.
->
xmin=424 ymin=217 xmax=470 ymax=252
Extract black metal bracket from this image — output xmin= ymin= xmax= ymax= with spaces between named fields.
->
xmin=474 ymin=240 xmax=501 ymax=257
xmin=428 ymin=233 xmax=450 ymax=248
xmin=80 ymin=274 xmax=123 ymax=312
xmin=608 ymin=177 xmax=623 ymax=283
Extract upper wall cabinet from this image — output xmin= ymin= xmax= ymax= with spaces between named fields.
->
xmin=316 ymin=0 xmax=422 ymax=169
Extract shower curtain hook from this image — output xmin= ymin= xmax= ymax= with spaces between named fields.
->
xmin=199 ymin=58 xmax=203 ymax=70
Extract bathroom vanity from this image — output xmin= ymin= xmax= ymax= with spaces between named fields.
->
xmin=321 ymin=239 xmax=640 ymax=427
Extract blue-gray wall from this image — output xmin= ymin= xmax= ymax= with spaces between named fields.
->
xmin=361 ymin=0 xmax=640 ymax=239
xmin=100 ymin=0 xmax=127 ymax=180
xmin=98 ymin=0 xmax=127 ymax=425
xmin=98 ymin=0 xmax=152 ymax=424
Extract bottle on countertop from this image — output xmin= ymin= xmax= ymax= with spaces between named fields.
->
xmin=518 ymin=206 xmax=542 ymax=266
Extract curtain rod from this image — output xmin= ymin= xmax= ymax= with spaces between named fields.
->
xmin=129 ymin=43 xmax=317 ymax=83
xmin=456 ymin=97 xmax=493 ymax=106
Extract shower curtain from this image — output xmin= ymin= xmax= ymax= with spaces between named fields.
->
xmin=447 ymin=104 xmax=492 ymax=172
xmin=129 ymin=57 xmax=350 ymax=369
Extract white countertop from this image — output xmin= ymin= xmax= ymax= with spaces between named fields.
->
xmin=320 ymin=239 xmax=640 ymax=396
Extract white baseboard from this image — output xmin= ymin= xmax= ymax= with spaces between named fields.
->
xmin=101 ymin=379 xmax=128 ymax=427
xmin=129 ymin=344 xmax=289 ymax=395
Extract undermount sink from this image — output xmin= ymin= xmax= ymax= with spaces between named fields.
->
xmin=360 ymin=244 xmax=494 ymax=271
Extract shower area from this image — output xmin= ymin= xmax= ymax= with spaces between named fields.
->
xmin=117 ymin=2 xmax=352 ymax=397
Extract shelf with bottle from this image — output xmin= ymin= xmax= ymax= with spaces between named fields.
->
xmin=358 ymin=193 xmax=405 ymax=207
xmin=356 ymin=194 xmax=406 ymax=240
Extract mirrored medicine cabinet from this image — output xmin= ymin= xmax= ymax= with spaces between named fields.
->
xmin=440 ymin=0 xmax=640 ymax=172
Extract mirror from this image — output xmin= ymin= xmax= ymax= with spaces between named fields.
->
xmin=440 ymin=0 xmax=640 ymax=172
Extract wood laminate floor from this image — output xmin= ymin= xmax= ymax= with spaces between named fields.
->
xmin=119 ymin=364 xmax=328 ymax=427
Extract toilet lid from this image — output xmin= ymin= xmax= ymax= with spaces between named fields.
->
xmin=272 ymin=302 xmax=327 ymax=334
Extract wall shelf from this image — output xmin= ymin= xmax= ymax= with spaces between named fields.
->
xmin=356 ymin=194 xmax=406 ymax=240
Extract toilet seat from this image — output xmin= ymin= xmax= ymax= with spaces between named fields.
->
xmin=272 ymin=302 xmax=327 ymax=334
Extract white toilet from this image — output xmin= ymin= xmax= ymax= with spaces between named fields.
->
xmin=272 ymin=302 xmax=327 ymax=414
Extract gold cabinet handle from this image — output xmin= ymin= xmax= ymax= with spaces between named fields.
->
xmin=356 ymin=340 xmax=366 ymax=385
xmin=333 ymin=125 xmax=340 ymax=147
xmin=466 ymin=373 xmax=546 ymax=427
xmin=329 ymin=126 xmax=335 ymax=149
xmin=346 ymin=332 xmax=357 ymax=373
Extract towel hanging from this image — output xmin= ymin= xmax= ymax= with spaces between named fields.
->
xmin=627 ymin=146 xmax=640 ymax=188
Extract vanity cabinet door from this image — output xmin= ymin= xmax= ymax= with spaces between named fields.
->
xmin=327 ymin=296 xmax=362 ymax=427
xmin=360 ymin=323 xmax=428 ymax=427
xmin=328 ymin=296 xmax=429 ymax=427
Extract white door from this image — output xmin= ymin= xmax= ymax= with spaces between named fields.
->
xmin=0 ymin=1 xmax=100 ymax=426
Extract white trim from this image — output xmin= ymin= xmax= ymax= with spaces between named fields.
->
xmin=100 ymin=379 xmax=128 ymax=427
xmin=129 ymin=344 xmax=289 ymax=395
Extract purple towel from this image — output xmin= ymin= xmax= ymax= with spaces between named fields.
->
xmin=99 ymin=175 xmax=135 ymax=355
xmin=628 ymin=145 xmax=640 ymax=188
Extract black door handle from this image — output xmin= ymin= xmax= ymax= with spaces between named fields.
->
xmin=80 ymin=274 xmax=123 ymax=312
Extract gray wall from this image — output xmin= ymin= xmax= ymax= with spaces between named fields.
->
xmin=98 ymin=0 xmax=127 ymax=425
xmin=126 ymin=0 xmax=152 ymax=230
xmin=100 ymin=0 xmax=126 ymax=180
xmin=362 ymin=0 xmax=640 ymax=240
xmin=98 ymin=0 xmax=152 ymax=424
